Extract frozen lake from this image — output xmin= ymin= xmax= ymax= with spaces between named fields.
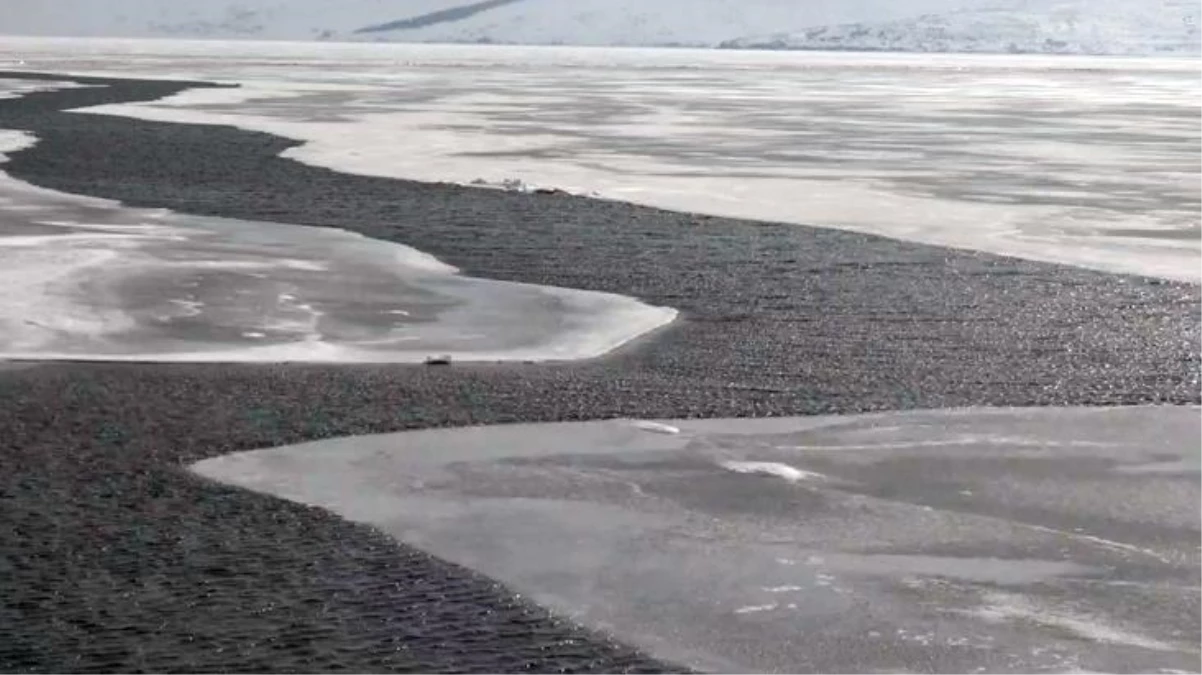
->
xmin=0 ymin=40 xmax=1196 ymax=361
xmin=1 ymin=40 xmax=1197 ymax=674
xmin=4 ymin=38 xmax=1197 ymax=282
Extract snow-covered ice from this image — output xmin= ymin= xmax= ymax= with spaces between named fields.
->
xmin=192 ymin=405 xmax=1202 ymax=673
xmin=8 ymin=40 xmax=1193 ymax=282
xmin=0 ymin=129 xmax=37 ymax=157
xmin=630 ymin=420 xmax=682 ymax=435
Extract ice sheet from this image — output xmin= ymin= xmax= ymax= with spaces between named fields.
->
xmin=0 ymin=128 xmax=36 ymax=156
xmin=192 ymin=405 xmax=1202 ymax=673
xmin=0 ymin=129 xmax=675 ymax=363
xmin=5 ymin=40 xmax=1192 ymax=281
xmin=0 ymin=76 xmax=91 ymax=99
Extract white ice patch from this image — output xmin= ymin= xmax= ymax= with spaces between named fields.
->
xmin=719 ymin=461 xmax=823 ymax=483
xmin=0 ymin=77 xmax=92 ymax=101
xmin=0 ymin=130 xmax=675 ymax=363
xmin=0 ymin=129 xmax=36 ymax=157
xmin=43 ymin=44 xmax=1200 ymax=283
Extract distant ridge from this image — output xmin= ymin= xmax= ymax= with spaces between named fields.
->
xmin=355 ymin=0 xmax=528 ymax=34
xmin=4 ymin=0 xmax=1197 ymax=56
xmin=720 ymin=1 xmax=1201 ymax=56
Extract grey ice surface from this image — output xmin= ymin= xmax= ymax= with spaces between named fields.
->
xmin=0 ymin=76 xmax=92 ymax=99
xmin=0 ymin=127 xmax=672 ymax=363
xmin=195 ymin=406 xmax=1202 ymax=674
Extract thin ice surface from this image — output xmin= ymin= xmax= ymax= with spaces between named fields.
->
xmin=11 ymin=40 xmax=1195 ymax=282
xmin=193 ymin=406 xmax=1202 ymax=674
xmin=0 ymin=76 xmax=91 ymax=99
xmin=0 ymin=128 xmax=674 ymax=363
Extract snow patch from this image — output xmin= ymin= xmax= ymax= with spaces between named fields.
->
xmin=0 ymin=140 xmax=677 ymax=363
xmin=733 ymin=603 xmax=779 ymax=615
xmin=719 ymin=461 xmax=824 ymax=483
xmin=630 ymin=421 xmax=681 ymax=436
xmin=0 ymin=129 xmax=36 ymax=158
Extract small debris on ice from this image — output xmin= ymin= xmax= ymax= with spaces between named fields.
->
xmin=501 ymin=178 xmax=533 ymax=193
xmin=469 ymin=178 xmax=575 ymax=196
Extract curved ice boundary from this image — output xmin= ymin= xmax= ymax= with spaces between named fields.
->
xmin=63 ymin=47 xmax=1202 ymax=283
xmin=0 ymin=128 xmax=675 ymax=363
xmin=192 ymin=406 xmax=1202 ymax=673
xmin=0 ymin=76 xmax=92 ymax=100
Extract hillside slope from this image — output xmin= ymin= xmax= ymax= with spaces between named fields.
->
xmin=351 ymin=0 xmax=977 ymax=47
xmin=722 ymin=0 xmax=1201 ymax=55
xmin=1 ymin=0 xmax=1196 ymax=54
xmin=0 ymin=1 xmax=455 ymax=41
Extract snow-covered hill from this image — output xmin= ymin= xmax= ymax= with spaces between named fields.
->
xmin=722 ymin=0 xmax=1201 ymax=56
xmin=1 ymin=0 xmax=1197 ymax=55
xmin=352 ymin=0 xmax=981 ymax=47
xmin=0 ymin=0 xmax=918 ymax=42
xmin=0 ymin=1 xmax=457 ymax=41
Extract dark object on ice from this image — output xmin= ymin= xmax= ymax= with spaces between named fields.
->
xmin=425 ymin=355 xmax=453 ymax=366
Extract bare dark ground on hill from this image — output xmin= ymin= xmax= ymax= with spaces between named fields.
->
xmin=0 ymin=71 xmax=1197 ymax=673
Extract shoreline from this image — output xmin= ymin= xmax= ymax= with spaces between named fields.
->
xmin=0 ymin=70 xmax=1198 ymax=672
